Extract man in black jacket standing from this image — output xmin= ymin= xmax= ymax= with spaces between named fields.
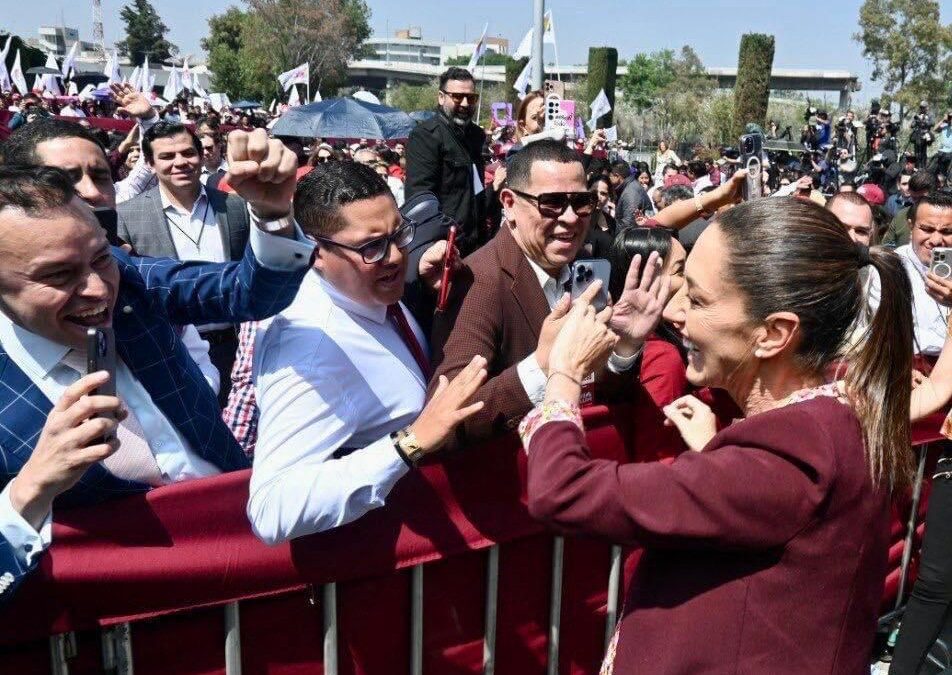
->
xmin=406 ymin=67 xmax=487 ymax=254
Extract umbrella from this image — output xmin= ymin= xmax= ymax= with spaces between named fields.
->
xmin=73 ymin=71 xmax=109 ymax=82
xmin=351 ymin=90 xmax=381 ymax=106
xmin=26 ymin=66 xmax=62 ymax=76
xmin=231 ymin=100 xmax=261 ymax=110
xmin=271 ymin=97 xmax=416 ymax=140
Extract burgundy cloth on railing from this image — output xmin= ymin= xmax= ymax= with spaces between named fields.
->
xmin=0 ymin=405 xmax=638 ymax=642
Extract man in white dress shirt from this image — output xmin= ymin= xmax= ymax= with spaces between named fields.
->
xmin=868 ymin=190 xmax=952 ymax=357
xmin=248 ymin=161 xmax=486 ymax=545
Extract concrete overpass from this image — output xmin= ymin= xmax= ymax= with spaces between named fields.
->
xmin=347 ymin=60 xmax=861 ymax=109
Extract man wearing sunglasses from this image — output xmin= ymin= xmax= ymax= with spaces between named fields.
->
xmin=405 ymin=67 xmax=487 ymax=255
xmin=430 ymin=139 xmax=668 ymax=446
xmin=245 ymin=161 xmax=485 ymax=544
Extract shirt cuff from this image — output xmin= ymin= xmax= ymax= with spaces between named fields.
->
xmin=519 ymin=399 xmax=583 ymax=452
xmin=607 ymin=345 xmax=644 ymax=374
xmin=0 ymin=480 xmax=51 ymax=568
xmin=363 ymin=433 xmax=411 ymax=498
xmin=247 ymin=211 xmax=316 ymax=272
xmin=138 ymin=114 xmax=159 ymax=132
xmin=517 ymin=353 xmax=548 ymax=405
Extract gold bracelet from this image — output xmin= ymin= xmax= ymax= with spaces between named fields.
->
xmin=693 ymin=195 xmax=704 ymax=213
xmin=547 ymin=370 xmax=583 ymax=387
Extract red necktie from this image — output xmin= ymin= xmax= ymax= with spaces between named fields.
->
xmin=387 ymin=304 xmax=431 ymax=380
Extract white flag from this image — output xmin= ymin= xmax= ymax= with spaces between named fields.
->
xmin=192 ymin=78 xmax=209 ymax=99
xmin=513 ymin=59 xmax=532 ymax=99
xmin=512 ymin=11 xmax=555 ymax=60
xmin=181 ymin=57 xmax=193 ymax=91
xmin=67 ymin=80 xmax=78 ymax=96
xmin=467 ymin=23 xmax=489 ymax=71
xmin=128 ymin=66 xmax=141 ymax=93
xmin=0 ymin=36 xmax=12 ymax=92
xmin=278 ymin=62 xmax=309 ymax=91
xmin=40 ymin=54 xmax=62 ymax=96
xmin=603 ymin=125 xmax=618 ymax=142
xmin=140 ymin=55 xmax=150 ymax=93
xmin=269 ymin=99 xmax=277 ymax=113
xmin=61 ymin=40 xmax=79 ymax=78
xmin=163 ymin=65 xmax=182 ymax=101
xmin=587 ymin=88 xmax=611 ymax=130
xmin=313 ymin=89 xmax=322 ymax=103
xmin=104 ymin=49 xmax=121 ymax=85
xmin=10 ymin=50 xmax=28 ymax=95
xmin=288 ymin=84 xmax=301 ymax=106
xmin=78 ymin=83 xmax=96 ymax=100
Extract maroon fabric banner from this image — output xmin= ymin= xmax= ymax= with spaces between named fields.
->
xmin=0 ymin=407 xmax=945 ymax=674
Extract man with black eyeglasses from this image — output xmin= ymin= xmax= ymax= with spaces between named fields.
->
xmin=405 ymin=66 xmax=487 ymax=254
xmin=244 ymin=161 xmax=485 ymax=543
xmin=429 ymin=139 xmax=668 ymax=445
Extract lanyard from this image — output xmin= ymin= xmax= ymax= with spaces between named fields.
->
xmin=165 ymin=198 xmax=212 ymax=250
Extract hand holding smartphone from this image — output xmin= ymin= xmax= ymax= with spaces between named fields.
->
xmin=569 ymin=259 xmax=611 ymax=312
xmin=86 ymin=327 xmax=118 ymax=442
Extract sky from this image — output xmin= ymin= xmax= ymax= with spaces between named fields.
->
xmin=5 ymin=0 xmax=952 ymax=103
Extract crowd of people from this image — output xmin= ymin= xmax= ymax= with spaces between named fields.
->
xmin=2 ymin=65 xmax=952 ymax=673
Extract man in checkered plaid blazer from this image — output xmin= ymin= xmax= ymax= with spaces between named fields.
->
xmin=0 ymin=130 xmax=313 ymax=601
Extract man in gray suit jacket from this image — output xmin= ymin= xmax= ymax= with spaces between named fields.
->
xmin=118 ymin=122 xmax=252 ymax=404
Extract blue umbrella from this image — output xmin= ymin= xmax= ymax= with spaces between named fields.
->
xmin=271 ymin=97 xmax=416 ymax=140
xmin=231 ymin=100 xmax=262 ymax=110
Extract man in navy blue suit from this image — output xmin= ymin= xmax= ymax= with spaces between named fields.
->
xmin=0 ymin=129 xmax=314 ymax=600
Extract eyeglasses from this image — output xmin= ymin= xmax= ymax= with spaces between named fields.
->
xmin=509 ymin=188 xmax=597 ymax=218
xmin=313 ymin=220 xmax=415 ymax=264
xmin=440 ymin=90 xmax=479 ymax=105
xmin=316 ymin=155 xmax=332 ymax=163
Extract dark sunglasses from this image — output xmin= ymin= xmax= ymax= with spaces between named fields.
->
xmin=313 ymin=220 xmax=415 ymax=264
xmin=441 ymin=90 xmax=479 ymax=105
xmin=509 ymin=188 xmax=597 ymax=218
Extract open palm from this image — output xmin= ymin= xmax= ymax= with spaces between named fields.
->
xmin=609 ymin=251 xmax=670 ymax=345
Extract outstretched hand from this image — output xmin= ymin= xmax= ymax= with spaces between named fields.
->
xmin=109 ymin=83 xmax=156 ymax=120
xmin=410 ymin=355 xmax=487 ymax=454
xmin=610 ymin=251 xmax=670 ymax=355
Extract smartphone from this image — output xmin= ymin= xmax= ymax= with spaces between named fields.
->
xmin=437 ymin=225 xmax=458 ymax=311
xmin=930 ymin=248 xmax=952 ymax=280
xmin=86 ymin=327 xmax=118 ymax=441
xmin=569 ymin=259 xmax=611 ymax=312
xmin=544 ymin=95 xmax=577 ymax=140
xmin=543 ymin=79 xmax=566 ymax=98
xmin=739 ymin=133 xmax=764 ymax=200
xmin=93 ymin=207 xmax=121 ymax=246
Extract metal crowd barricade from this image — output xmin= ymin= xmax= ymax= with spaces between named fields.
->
xmin=13 ymin=409 xmax=947 ymax=674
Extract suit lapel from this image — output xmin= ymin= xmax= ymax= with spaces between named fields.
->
xmin=496 ymin=228 xmax=549 ymax=340
xmin=208 ymin=189 xmax=234 ymax=260
xmin=147 ymin=189 xmax=178 ymax=258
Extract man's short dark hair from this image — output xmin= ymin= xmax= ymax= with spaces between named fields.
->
xmin=0 ymin=165 xmax=77 ymax=216
xmin=0 ymin=118 xmax=105 ymax=166
xmin=826 ymin=190 xmax=874 ymax=216
xmin=908 ymin=170 xmax=936 ymax=195
xmin=687 ymin=160 xmax=707 ymax=179
xmin=439 ymin=67 xmax=474 ymax=89
xmin=142 ymin=122 xmax=201 ymax=163
xmin=609 ymin=160 xmax=631 ymax=180
xmin=294 ymin=160 xmax=392 ymax=238
xmin=506 ymin=139 xmax=583 ymax=191
xmin=910 ymin=189 xmax=952 ymax=224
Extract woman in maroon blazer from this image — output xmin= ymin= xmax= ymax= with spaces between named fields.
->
xmin=522 ymin=197 xmax=914 ymax=674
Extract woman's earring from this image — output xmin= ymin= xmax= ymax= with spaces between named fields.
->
xmin=754 ymin=350 xmax=764 ymax=358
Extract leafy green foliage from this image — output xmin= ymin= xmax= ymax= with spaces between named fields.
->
xmin=116 ymin=0 xmax=178 ymax=65
xmin=618 ymin=50 xmax=675 ymax=113
xmin=202 ymin=0 xmax=372 ymax=101
xmin=504 ymin=57 xmax=529 ymax=104
xmin=388 ymin=81 xmax=439 ymax=112
xmin=731 ymin=33 xmax=775 ymax=138
xmin=854 ymin=0 xmax=952 ymax=116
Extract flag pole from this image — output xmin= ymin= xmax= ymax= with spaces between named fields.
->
xmin=476 ymin=46 xmax=487 ymax=124
xmin=531 ymin=0 xmax=544 ymax=91
xmin=550 ymin=12 xmax=561 ymax=83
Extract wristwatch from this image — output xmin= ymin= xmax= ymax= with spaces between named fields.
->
xmin=391 ymin=428 xmax=426 ymax=468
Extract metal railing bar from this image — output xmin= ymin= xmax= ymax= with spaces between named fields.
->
xmin=483 ymin=545 xmax=500 ymax=675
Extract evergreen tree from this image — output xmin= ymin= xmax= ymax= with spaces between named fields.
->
xmin=116 ymin=0 xmax=177 ymax=66
xmin=732 ymin=34 xmax=775 ymax=139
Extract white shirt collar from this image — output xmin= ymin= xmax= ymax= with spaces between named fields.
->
xmin=312 ymin=271 xmax=389 ymax=324
xmin=524 ymin=255 xmax=571 ymax=295
xmin=0 ymin=310 xmax=71 ymax=380
xmin=897 ymin=243 xmax=929 ymax=276
xmin=158 ymin=183 xmax=208 ymax=214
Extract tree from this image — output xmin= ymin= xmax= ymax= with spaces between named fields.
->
xmin=242 ymin=0 xmax=371 ymax=97
xmin=116 ymin=0 xmax=177 ymax=65
xmin=586 ymin=47 xmax=618 ymax=129
xmin=202 ymin=8 xmax=252 ymax=98
xmin=445 ymin=52 xmax=513 ymax=67
xmin=732 ymin=33 xmax=775 ymax=138
xmin=854 ymin=0 xmax=952 ymax=118
xmin=618 ymin=50 xmax=675 ymax=113
xmin=388 ymin=81 xmax=439 ymax=112
xmin=504 ymin=57 xmax=528 ymax=104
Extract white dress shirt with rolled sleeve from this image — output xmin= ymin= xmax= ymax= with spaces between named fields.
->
xmin=248 ymin=271 xmax=427 ymax=545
